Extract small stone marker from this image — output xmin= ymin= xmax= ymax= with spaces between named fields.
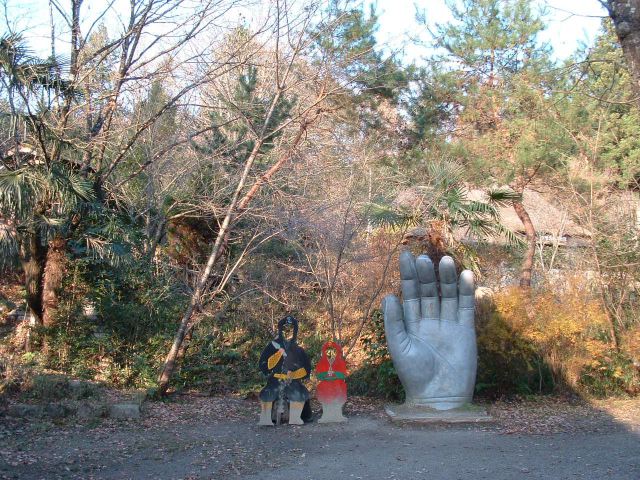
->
xmin=109 ymin=403 xmax=141 ymax=419
xmin=315 ymin=341 xmax=347 ymax=423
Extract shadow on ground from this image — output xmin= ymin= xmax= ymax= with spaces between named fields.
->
xmin=0 ymin=393 xmax=638 ymax=480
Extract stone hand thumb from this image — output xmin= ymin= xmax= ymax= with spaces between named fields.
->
xmin=382 ymin=294 xmax=408 ymax=356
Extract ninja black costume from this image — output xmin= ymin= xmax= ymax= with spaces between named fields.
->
xmin=257 ymin=315 xmax=312 ymax=425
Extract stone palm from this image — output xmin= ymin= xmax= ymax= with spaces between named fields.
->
xmin=383 ymin=251 xmax=476 ymax=410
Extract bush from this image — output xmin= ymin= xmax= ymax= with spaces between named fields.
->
xmin=175 ymin=317 xmax=268 ymax=394
xmin=580 ymin=351 xmax=640 ymax=397
xmin=350 ymin=310 xmax=404 ymax=400
xmin=476 ymin=307 xmax=554 ymax=396
xmin=28 ymin=374 xmax=72 ymax=401
xmin=475 ymin=281 xmax=631 ymax=397
xmin=42 ymin=261 xmax=186 ymax=389
xmin=175 ymin=310 xmax=326 ymax=395
xmin=14 ymin=373 xmax=100 ymax=401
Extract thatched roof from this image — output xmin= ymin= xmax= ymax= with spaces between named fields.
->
xmin=466 ymin=188 xmax=591 ymax=239
xmin=399 ymin=186 xmax=591 ymax=248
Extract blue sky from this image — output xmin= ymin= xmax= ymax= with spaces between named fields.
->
xmin=4 ymin=0 xmax=609 ymax=62
xmin=371 ymin=0 xmax=608 ymax=61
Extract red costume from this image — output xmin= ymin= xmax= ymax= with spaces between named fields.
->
xmin=315 ymin=341 xmax=348 ymax=406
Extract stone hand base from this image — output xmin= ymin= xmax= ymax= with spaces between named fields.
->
xmin=385 ymin=402 xmax=492 ymax=424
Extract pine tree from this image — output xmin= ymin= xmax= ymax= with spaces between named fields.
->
xmin=411 ymin=0 xmax=568 ymax=287
xmin=313 ymin=1 xmax=408 ymax=129
xmin=195 ymin=65 xmax=294 ymax=171
xmin=563 ymin=19 xmax=640 ymax=188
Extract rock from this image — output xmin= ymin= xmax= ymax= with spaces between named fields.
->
xmin=76 ymin=402 xmax=108 ymax=420
xmin=3 ymin=308 xmax=25 ymax=325
xmin=82 ymin=301 xmax=98 ymax=321
xmin=44 ymin=403 xmax=73 ymax=419
xmin=109 ymin=403 xmax=141 ymax=419
xmin=475 ymin=286 xmax=494 ymax=300
xmin=8 ymin=402 xmax=75 ymax=419
xmin=7 ymin=403 xmax=44 ymax=418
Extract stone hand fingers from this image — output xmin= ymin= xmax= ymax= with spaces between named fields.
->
xmin=399 ymin=251 xmax=420 ymax=334
xmin=382 ymin=294 xmax=409 ymax=358
xmin=457 ymin=269 xmax=475 ymax=328
xmin=416 ymin=255 xmax=439 ymax=319
xmin=438 ymin=256 xmax=459 ymax=322
xmin=397 ymin=251 xmax=475 ymax=331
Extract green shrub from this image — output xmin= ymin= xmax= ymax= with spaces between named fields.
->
xmin=350 ymin=310 xmax=404 ymax=400
xmin=476 ymin=305 xmax=555 ymax=396
xmin=28 ymin=374 xmax=71 ymax=400
xmin=580 ymin=351 xmax=640 ymax=397
xmin=474 ymin=284 xmax=628 ymax=397
xmin=176 ymin=322 xmax=267 ymax=394
xmin=42 ymin=260 xmax=186 ymax=389
xmin=176 ymin=313 xmax=324 ymax=395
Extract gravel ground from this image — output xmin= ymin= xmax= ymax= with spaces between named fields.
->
xmin=1 ymin=395 xmax=638 ymax=479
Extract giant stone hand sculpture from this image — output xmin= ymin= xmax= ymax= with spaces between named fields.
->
xmin=383 ymin=252 xmax=476 ymax=411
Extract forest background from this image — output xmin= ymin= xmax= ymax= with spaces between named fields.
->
xmin=0 ymin=0 xmax=639 ymax=404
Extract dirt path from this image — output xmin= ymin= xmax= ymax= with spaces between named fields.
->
xmin=1 ymin=396 xmax=639 ymax=479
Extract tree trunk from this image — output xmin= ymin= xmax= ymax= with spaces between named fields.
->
xmin=605 ymin=0 xmax=640 ymax=105
xmin=512 ymin=200 xmax=536 ymax=288
xmin=425 ymin=220 xmax=449 ymax=268
xmin=42 ymin=236 xmax=67 ymax=327
xmin=20 ymin=231 xmax=48 ymax=324
xmin=175 ymin=325 xmax=194 ymax=374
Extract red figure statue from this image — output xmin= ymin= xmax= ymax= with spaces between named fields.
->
xmin=315 ymin=341 xmax=348 ymax=423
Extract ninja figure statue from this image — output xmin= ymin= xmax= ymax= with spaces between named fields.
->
xmin=258 ymin=316 xmax=312 ymax=426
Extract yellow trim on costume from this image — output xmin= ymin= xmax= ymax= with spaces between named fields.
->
xmin=273 ymin=367 xmax=307 ymax=380
xmin=289 ymin=367 xmax=307 ymax=379
xmin=267 ymin=349 xmax=283 ymax=369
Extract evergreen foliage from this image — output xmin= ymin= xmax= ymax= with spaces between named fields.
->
xmin=0 ymin=0 xmax=638 ymax=400
xmin=195 ymin=65 xmax=294 ymax=168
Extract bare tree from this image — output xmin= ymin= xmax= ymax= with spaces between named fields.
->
xmin=156 ymin=0 xmax=339 ymax=394
xmin=0 ymin=0 xmax=257 ymax=326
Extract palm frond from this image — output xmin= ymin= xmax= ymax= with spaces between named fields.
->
xmin=486 ymin=187 xmax=522 ymax=206
xmin=444 ymin=185 xmax=466 ymax=211
xmin=0 ymin=220 xmax=18 ymax=266
xmin=66 ymin=170 xmax=95 ymax=202
xmin=39 ymin=215 xmax=65 ymax=227
xmin=466 ymin=218 xmax=499 ymax=238
xmin=464 ymin=218 xmax=524 ymax=247
xmin=0 ymin=168 xmax=32 ymax=216
xmin=427 ymin=160 xmax=464 ymax=187
xmin=0 ymin=33 xmax=79 ymax=99
xmin=494 ymin=223 xmax=526 ymax=247
xmin=363 ymin=202 xmax=421 ymax=229
xmin=465 ymin=200 xmax=499 ymax=218
xmin=83 ymin=236 xmax=131 ymax=266
xmin=0 ymin=164 xmax=95 ymax=229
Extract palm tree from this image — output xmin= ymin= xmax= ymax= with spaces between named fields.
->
xmin=0 ymin=34 xmax=93 ymax=326
xmin=0 ymin=158 xmax=95 ymax=325
xmin=366 ymin=161 xmax=522 ymax=272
